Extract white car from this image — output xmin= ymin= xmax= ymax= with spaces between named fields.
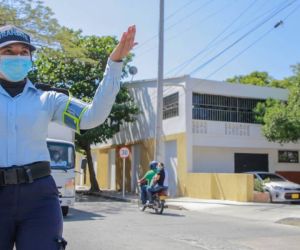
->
xmin=251 ymin=172 xmax=300 ymax=203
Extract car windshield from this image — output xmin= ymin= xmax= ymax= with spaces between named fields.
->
xmin=258 ymin=173 xmax=285 ymax=182
xmin=47 ymin=142 xmax=75 ymax=170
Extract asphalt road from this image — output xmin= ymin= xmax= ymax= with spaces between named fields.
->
xmin=63 ymin=194 xmax=300 ymax=250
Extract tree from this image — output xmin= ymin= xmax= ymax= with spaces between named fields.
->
xmin=34 ymin=34 xmax=139 ymax=192
xmin=260 ymin=65 xmax=300 ymax=143
xmin=0 ymin=0 xmax=61 ymax=47
xmin=226 ymin=71 xmax=285 ymax=87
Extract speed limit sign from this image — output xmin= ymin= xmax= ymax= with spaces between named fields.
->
xmin=120 ymin=147 xmax=130 ymax=198
xmin=119 ymin=147 xmax=130 ymax=159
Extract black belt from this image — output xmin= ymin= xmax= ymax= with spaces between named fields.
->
xmin=0 ymin=161 xmax=51 ymax=186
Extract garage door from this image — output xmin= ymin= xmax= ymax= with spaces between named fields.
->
xmin=234 ymin=153 xmax=268 ymax=173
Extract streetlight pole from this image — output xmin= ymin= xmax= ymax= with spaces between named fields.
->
xmin=155 ymin=0 xmax=164 ymax=162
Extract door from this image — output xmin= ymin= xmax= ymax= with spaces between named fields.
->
xmin=108 ymin=149 xmax=116 ymax=190
xmin=234 ymin=153 xmax=268 ymax=173
xmin=164 ymin=140 xmax=178 ymax=197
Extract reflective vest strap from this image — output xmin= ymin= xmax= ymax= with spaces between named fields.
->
xmin=62 ymin=95 xmax=88 ymax=134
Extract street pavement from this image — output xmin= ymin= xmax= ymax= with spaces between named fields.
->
xmin=63 ymin=193 xmax=300 ymax=250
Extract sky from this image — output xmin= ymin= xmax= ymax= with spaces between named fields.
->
xmin=41 ymin=0 xmax=300 ymax=82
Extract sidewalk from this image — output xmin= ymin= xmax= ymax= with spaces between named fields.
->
xmin=76 ymin=189 xmax=270 ymax=210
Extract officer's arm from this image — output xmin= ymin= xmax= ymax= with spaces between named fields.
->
xmin=51 ymin=59 xmax=123 ymax=132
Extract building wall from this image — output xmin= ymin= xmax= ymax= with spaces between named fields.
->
xmin=190 ymin=119 xmax=300 ymax=174
xmin=89 ymin=133 xmax=256 ymax=201
xmin=188 ymin=77 xmax=288 ymax=100
xmin=104 ymin=82 xmax=187 ymax=146
xmin=183 ymin=173 xmax=253 ymax=202
xmin=96 ymin=149 xmax=109 ymax=189
xmin=192 ymin=146 xmax=300 ymax=173
xmin=191 ymin=120 xmax=300 ymax=150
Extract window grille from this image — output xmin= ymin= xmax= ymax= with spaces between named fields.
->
xmin=192 ymin=93 xmax=264 ymax=124
xmin=163 ymin=92 xmax=179 ymax=119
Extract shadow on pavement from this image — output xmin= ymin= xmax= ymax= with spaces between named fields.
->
xmin=76 ymin=193 xmax=122 ymax=203
xmin=64 ymin=208 xmax=105 ymax=222
xmin=276 ymin=217 xmax=300 ymax=227
xmin=142 ymin=211 xmax=185 ymax=217
xmin=159 ymin=212 xmax=185 ymax=217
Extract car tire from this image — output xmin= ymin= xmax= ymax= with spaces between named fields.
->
xmin=267 ymin=191 xmax=273 ymax=203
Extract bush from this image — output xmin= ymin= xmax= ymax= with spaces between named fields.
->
xmin=254 ymin=178 xmax=264 ymax=192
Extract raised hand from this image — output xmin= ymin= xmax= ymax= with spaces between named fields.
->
xmin=110 ymin=25 xmax=137 ymax=62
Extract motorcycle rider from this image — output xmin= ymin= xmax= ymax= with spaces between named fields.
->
xmin=138 ymin=161 xmax=158 ymax=205
xmin=147 ymin=162 xmax=168 ymax=205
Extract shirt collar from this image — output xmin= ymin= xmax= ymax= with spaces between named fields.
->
xmin=0 ymin=78 xmax=38 ymax=97
xmin=24 ymin=78 xmax=38 ymax=92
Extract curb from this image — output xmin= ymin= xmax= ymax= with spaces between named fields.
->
xmin=76 ymin=190 xmax=185 ymax=210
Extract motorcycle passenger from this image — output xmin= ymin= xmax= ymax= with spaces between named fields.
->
xmin=138 ymin=161 xmax=158 ymax=205
xmin=147 ymin=162 xmax=168 ymax=205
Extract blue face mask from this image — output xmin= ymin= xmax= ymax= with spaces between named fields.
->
xmin=0 ymin=55 xmax=32 ymax=82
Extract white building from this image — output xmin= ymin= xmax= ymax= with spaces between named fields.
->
xmin=89 ymin=75 xmax=300 ymax=200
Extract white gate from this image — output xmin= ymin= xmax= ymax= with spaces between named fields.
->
xmin=164 ymin=140 xmax=178 ymax=197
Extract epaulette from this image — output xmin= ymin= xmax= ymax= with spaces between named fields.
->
xmin=35 ymin=83 xmax=69 ymax=96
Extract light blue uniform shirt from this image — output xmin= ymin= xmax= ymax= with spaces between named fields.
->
xmin=0 ymin=59 xmax=122 ymax=167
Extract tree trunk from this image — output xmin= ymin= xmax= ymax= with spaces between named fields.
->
xmin=84 ymin=144 xmax=100 ymax=192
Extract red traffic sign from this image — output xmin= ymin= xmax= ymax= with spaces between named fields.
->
xmin=119 ymin=147 xmax=130 ymax=159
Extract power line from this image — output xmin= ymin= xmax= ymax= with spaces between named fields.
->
xmin=136 ymin=0 xmax=232 ymax=59
xmin=167 ymin=0 xmax=290 ymax=77
xmin=166 ymin=0 xmax=235 ymax=46
xmin=164 ymin=0 xmax=213 ymax=33
xmin=166 ymin=0 xmax=258 ymax=76
xmin=164 ymin=0 xmax=196 ymax=21
xmin=205 ymin=3 xmax=300 ymax=79
xmin=188 ymin=0 xmax=297 ymax=76
xmin=134 ymin=0 xmax=213 ymax=51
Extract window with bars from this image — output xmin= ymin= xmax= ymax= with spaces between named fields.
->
xmin=163 ymin=92 xmax=179 ymax=119
xmin=192 ymin=93 xmax=264 ymax=124
xmin=278 ymin=150 xmax=299 ymax=163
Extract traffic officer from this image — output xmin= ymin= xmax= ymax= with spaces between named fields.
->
xmin=0 ymin=24 xmax=136 ymax=250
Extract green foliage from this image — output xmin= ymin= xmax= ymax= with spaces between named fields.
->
xmin=254 ymin=178 xmax=264 ymax=192
xmin=228 ymin=64 xmax=300 ymax=144
xmin=227 ymin=71 xmax=274 ymax=86
xmin=0 ymin=0 xmax=61 ymax=47
xmin=254 ymin=178 xmax=270 ymax=192
xmin=261 ymin=83 xmax=300 ymax=143
xmin=227 ymin=71 xmax=289 ymax=88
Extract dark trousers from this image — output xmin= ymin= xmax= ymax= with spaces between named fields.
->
xmin=0 ymin=175 xmax=64 ymax=250
xmin=147 ymin=185 xmax=165 ymax=202
xmin=140 ymin=184 xmax=148 ymax=204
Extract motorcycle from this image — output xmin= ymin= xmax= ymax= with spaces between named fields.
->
xmin=138 ymin=182 xmax=168 ymax=214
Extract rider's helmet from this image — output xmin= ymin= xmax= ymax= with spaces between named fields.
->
xmin=149 ymin=160 xmax=158 ymax=170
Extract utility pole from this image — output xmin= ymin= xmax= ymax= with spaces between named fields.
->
xmin=154 ymin=0 xmax=164 ymax=162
